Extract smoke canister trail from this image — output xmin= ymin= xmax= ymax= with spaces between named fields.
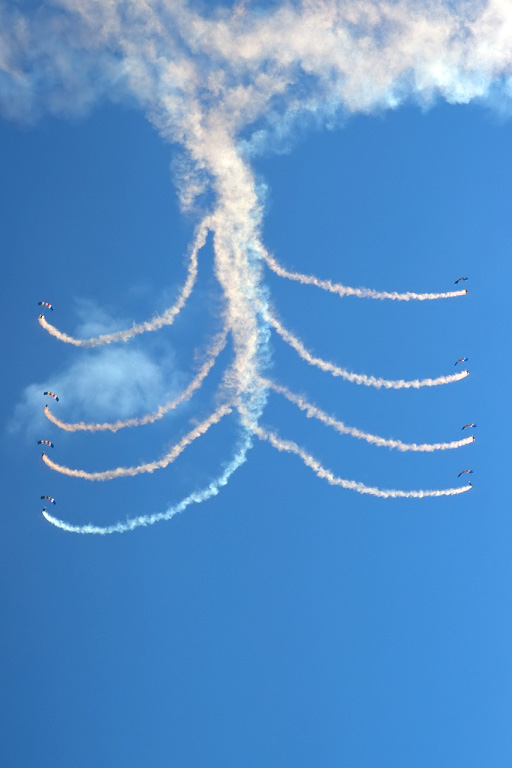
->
xmin=259 ymin=248 xmax=467 ymax=301
xmin=267 ymin=313 xmax=468 ymax=390
xmin=42 ymin=404 xmax=232 ymax=480
xmin=262 ymin=378 xmax=475 ymax=452
xmin=41 ymin=432 xmax=253 ymax=534
xmin=249 ymin=421 xmax=472 ymax=499
xmin=39 ymin=218 xmax=210 ymax=347
xmin=45 ymin=332 xmax=227 ymax=433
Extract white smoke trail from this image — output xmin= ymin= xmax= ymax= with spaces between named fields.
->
xmin=259 ymin=248 xmax=467 ymax=301
xmin=42 ymin=431 xmax=253 ymax=535
xmin=249 ymin=421 xmax=471 ymax=499
xmin=262 ymin=377 xmax=474 ymax=452
xmin=6 ymin=0 xmax=500 ymax=529
xmin=42 ymin=403 xmax=232 ymax=480
xmin=44 ymin=331 xmax=227 ymax=433
xmin=267 ymin=312 xmax=468 ymax=390
xmin=38 ymin=217 xmax=210 ymax=347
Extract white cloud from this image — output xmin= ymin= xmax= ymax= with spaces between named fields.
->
xmin=10 ymin=343 xmax=187 ymax=439
xmin=71 ymin=297 xmax=132 ymax=340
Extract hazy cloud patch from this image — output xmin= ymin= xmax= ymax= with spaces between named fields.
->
xmin=10 ymin=343 xmax=187 ymax=439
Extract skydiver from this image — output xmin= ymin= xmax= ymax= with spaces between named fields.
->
xmin=454 ymin=277 xmax=468 ymax=284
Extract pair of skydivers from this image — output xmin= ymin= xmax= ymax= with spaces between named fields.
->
xmin=454 ymin=278 xmax=473 ymax=481
xmin=40 ymin=380 xmax=58 ymax=506
xmin=37 ymin=308 xmax=60 ymax=403
xmin=37 ymin=279 xmax=468 ymax=314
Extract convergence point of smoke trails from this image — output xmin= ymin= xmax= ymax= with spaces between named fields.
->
xmin=36 ymin=219 xmax=473 ymax=529
xmin=9 ymin=0 xmax=489 ymax=531
xmin=37 ymin=236 xmax=472 ymax=528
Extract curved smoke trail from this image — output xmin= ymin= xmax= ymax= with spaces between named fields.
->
xmin=42 ymin=403 xmax=232 ymax=480
xmin=262 ymin=378 xmax=475 ymax=452
xmin=42 ymin=431 xmax=253 ymax=535
xmin=267 ymin=313 xmax=468 ymax=390
xmin=44 ymin=331 xmax=227 ymax=433
xmin=249 ymin=421 xmax=471 ymax=499
xmin=259 ymin=248 xmax=467 ymax=301
xmin=4 ymin=0 xmax=499 ymax=528
xmin=38 ymin=217 xmax=210 ymax=347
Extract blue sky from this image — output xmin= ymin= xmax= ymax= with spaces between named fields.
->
xmin=2 ymin=1 xmax=512 ymax=765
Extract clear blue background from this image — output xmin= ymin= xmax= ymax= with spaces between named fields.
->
xmin=1 ymin=98 xmax=510 ymax=766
